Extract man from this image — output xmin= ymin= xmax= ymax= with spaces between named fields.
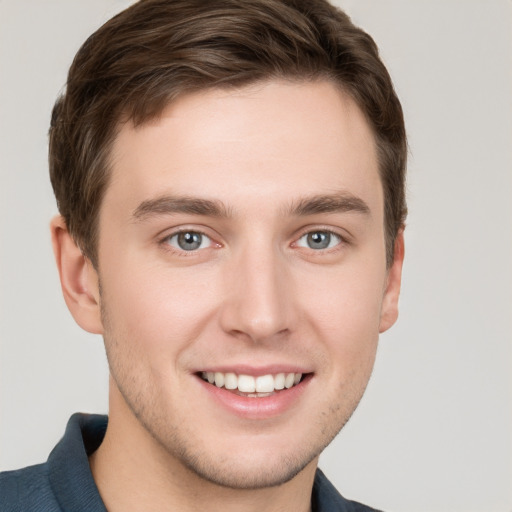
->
xmin=0 ymin=0 xmax=406 ymax=510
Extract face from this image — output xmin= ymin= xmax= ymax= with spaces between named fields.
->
xmin=90 ymin=80 xmax=402 ymax=488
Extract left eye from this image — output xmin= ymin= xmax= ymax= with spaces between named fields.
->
xmin=296 ymin=231 xmax=342 ymax=250
xmin=166 ymin=231 xmax=211 ymax=251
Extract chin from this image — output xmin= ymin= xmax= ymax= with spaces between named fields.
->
xmin=174 ymin=444 xmax=320 ymax=490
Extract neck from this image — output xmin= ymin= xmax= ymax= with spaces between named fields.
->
xmin=89 ymin=388 xmax=317 ymax=512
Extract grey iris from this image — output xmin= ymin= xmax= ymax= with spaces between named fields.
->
xmin=177 ymin=232 xmax=202 ymax=250
xmin=307 ymin=232 xmax=331 ymax=249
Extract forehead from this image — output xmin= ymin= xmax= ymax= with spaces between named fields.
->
xmin=105 ymin=79 xmax=382 ymax=217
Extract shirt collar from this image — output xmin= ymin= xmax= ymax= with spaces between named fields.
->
xmin=47 ymin=413 xmax=108 ymax=512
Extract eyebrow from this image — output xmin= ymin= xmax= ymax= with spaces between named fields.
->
xmin=132 ymin=191 xmax=370 ymax=222
xmin=286 ymin=192 xmax=371 ymax=217
xmin=132 ymin=195 xmax=231 ymax=221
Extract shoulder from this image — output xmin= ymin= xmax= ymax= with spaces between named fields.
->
xmin=0 ymin=463 xmax=61 ymax=512
xmin=313 ymin=469 xmax=384 ymax=512
xmin=0 ymin=413 xmax=108 ymax=512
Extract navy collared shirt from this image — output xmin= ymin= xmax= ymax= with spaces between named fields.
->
xmin=0 ymin=414 xmax=382 ymax=511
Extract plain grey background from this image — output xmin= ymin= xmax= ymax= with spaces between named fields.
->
xmin=1 ymin=1 xmax=511 ymax=511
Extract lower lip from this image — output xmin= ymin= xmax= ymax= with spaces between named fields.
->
xmin=196 ymin=374 xmax=312 ymax=420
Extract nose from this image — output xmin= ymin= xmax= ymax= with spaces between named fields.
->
xmin=219 ymin=244 xmax=295 ymax=343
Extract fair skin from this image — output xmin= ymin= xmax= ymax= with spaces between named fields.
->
xmin=52 ymin=80 xmax=404 ymax=512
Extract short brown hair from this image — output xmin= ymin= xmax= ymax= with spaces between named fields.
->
xmin=49 ymin=0 xmax=407 ymax=266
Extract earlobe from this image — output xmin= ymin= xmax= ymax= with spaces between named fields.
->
xmin=50 ymin=216 xmax=103 ymax=334
xmin=379 ymin=230 xmax=405 ymax=333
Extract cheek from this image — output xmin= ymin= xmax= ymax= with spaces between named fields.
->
xmin=300 ymin=261 xmax=385 ymax=362
xmin=99 ymin=257 xmax=219 ymax=358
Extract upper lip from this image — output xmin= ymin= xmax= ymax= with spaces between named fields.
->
xmin=194 ymin=364 xmax=313 ymax=376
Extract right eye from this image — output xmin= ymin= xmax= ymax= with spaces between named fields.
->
xmin=165 ymin=231 xmax=212 ymax=252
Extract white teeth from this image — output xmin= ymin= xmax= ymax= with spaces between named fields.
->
xmin=284 ymin=373 xmax=295 ymax=389
xmin=201 ymin=371 xmax=303 ymax=394
xmin=237 ymin=374 xmax=256 ymax=392
xmin=274 ymin=373 xmax=285 ymax=390
xmin=224 ymin=372 xmax=237 ymax=390
xmin=214 ymin=372 xmax=224 ymax=388
xmin=255 ymin=374 xmax=275 ymax=393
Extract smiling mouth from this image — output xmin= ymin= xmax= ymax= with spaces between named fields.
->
xmin=198 ymin=371 xmax=306 ymax=398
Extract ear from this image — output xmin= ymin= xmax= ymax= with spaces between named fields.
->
xmin=50 ymin=216 xmax=103 ymax=334
xmin=379 ymin=229 xmax=405 ymax=333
